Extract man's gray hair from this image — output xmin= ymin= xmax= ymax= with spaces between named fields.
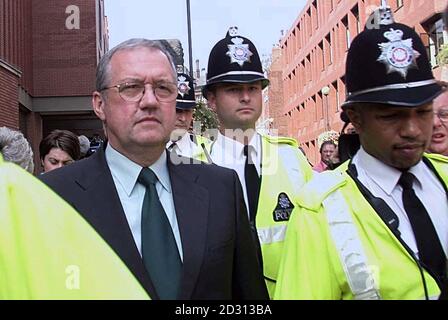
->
xmin=0 ymin=127 xmax=34 ymax=173
xmin=95 ymin=38 xmax=177 ymax=92
xmin=78 ymin=135 xmax=90 ymax=157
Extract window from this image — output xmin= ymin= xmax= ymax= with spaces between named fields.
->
xmin=351 ymin=4 xmax=361 ymax=35
xmin=312 ymin=0 xmax=318 ymax=30
xmin=332 ymin=80 xmax=339 ymax=112
xmin=325 ymin=33 xmax=333 ymax=64
xmin=307 ymin=8 xmax=312 ymax=37
xmin=300 ymin=61 xmax=305 ymax=88
xmin=423 ymin=16 xmax=448 ymax=68
xmin=318 ymin=91 xmax=324 ymax=120
xmin=306 ymin=54 xmax=311 ymax=82
xmin=339 ymin=76 xmax=346 ymax=111
xmin=342 ymin=15 xmax=351 ymax=50
xmin=318 ymin=41 xmax=324 ymax=70
xmin=311 ymin=95 xmax=317 ymax=121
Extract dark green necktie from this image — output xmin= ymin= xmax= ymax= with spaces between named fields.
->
xmin=138 ymin=168 xmax=182 ymax=299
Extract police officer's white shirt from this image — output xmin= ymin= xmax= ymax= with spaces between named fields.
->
xmin=209 ymin=131 xmax=261 ymax=217
xmin=105 ymin=144 xmax=183 ymax=261
xmin=352 ymin=146 xmax=448 ymax=257
xmin=167 ymin=131 xmax=196 ymax=158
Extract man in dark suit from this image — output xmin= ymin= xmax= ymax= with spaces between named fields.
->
xmin=40 ymin=38 xmax=268 ymax=300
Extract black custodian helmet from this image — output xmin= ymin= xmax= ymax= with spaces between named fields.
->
xmin=202 ymin=26 xmax=269 ymax=98
xmin=341 ymin=1 xmax=443 ymax=110
xmin=176 ymin=72 xmax=196 ymax=110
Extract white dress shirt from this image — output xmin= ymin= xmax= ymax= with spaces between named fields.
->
xmin=352 ymin=147 xmax=448 ymax=257
xmin=105 ymin=144 xmax=183 ymax=261
xmin=209 ymin=132 xmax=261 ymax=217
xmin=167 ymin=132 xmax=197 ymax=159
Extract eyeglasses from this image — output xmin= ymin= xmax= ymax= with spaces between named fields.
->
xmin=434 ymin=109 xmax=448 ymax=122
xmin=100 ymin=81 xmax=178 ymax=102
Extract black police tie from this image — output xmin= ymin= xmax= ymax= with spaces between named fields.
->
xmin=399 ymin=171 xmax=446 ymax=281
xmin=243 ymin=145 xmax=263 ymax=268
xmin=243 ymin=145 xmax=261 ymax=222
xmin=138 ymin=168 xmax=182 ymax=299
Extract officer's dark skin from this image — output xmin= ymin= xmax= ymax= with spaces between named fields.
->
xmin=346 ymin=102 xmax=433 ymax=170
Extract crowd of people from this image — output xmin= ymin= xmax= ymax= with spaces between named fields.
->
xmin=1 ymin=2 xmax=448 ymax=300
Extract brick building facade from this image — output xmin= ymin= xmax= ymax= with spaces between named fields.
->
xmin=0 ymin=0 xmax=108 ymax=171
xmin=276 ymin=0 xmax=446 ymax=164
xmin=262 ymin=47 xmax=288 ymax=136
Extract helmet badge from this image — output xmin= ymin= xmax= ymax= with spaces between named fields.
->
xmin=377 ymin=28 xmax=420 ymax=78
xmin=226 ymin=37 xmax=253 ymax=67
xmin=177 ymin=75 xmax=191 ymax=98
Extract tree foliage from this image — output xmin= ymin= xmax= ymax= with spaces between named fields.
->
xmin=193 ymin=101 xmax=219 ymax=132
xmin=437 ymin=44 xmax=448 ymax=66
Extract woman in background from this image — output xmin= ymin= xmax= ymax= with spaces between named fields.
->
xmin=39 ymin=129 xmax=80 ymax=173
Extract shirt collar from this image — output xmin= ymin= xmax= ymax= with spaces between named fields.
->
xmin=407 ymin=160 xmax=425 ymax=189
xmin=149 ymin=151 xmax=171 ymax=193
xmin=356 ymin=146 xmax=425 ymax=194
xmin=215 ymin=131 xmax=260 ymax=159
xmin=175 ymin=132 xmax=193 ymax=152
xmin=105 ymin=144 xmax=171 ymax=196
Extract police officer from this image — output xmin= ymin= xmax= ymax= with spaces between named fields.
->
xmin=167 ymin=72 xmax=211 ymax=162
xmin=202 ymin=26 xmax=313 ymax=297
xmin=275 ymin=2 xmax=448 ymax=300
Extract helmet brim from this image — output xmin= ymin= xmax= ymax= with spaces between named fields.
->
xmin=202 ymin=74 xmax=269 ymax=98
xmin=176 ymin=101 xmax=196 ymax=110
xmin=341 ymin=82 xmax=443 ymax=109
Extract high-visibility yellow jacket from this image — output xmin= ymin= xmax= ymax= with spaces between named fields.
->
xmin=168 ymin=133 xmax=212 ymax=164
xmin=275 ymin=153 xmax=448 ymax=300
xmin=192 ymin=134 xmax=213 ymax=163
xmin=205 ymin=134 xmax=313 ymax=297
xmin=256 ymin=135 xmax=313 ymax=297
xmin=0 ymin=155 xmax=149 ymax=299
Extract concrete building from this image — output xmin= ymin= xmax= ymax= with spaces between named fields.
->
xmin=0 ymin=0 xmax=108 ymax=169
xmin=278 ymin=0 xmax=447 ymax=164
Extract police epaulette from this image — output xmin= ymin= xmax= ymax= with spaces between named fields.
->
xmin=296 ymin=170 xmax=347 ymax=211
xmin=425 ymin=152 xmax=448 ymax=163
xmin=262 ymin=134 xmax=298 ymax=147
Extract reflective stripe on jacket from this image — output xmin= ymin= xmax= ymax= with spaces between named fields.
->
xmin=275 ymin=154 xmax=448 ymax=300
xmin=255 ymin=134 xmax=313 ymax=297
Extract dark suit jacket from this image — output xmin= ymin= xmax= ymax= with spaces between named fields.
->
xmin=40 ymin=144 xmax=268 ymax=300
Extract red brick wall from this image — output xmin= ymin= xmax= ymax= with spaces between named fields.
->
xmin=0 ymin=0 xmax=33 ymax=93
xmin=0 ymin=65 xmax=19 ymax=128
xmin=32 ymin=0 xmax=97 ymax=96
xmin=267 ymin=48 xmax=288 ymax=137
xmin=280 ymin=0 xmax=444 ymax=164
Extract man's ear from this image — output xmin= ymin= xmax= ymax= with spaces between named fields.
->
xmin=92 ymin=91 xmax=106 ymax=121
xmin=346 ymin=107 xmax=362 ymax=133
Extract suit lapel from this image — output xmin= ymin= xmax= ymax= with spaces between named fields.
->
xmin=168 ymin=155 xmax=209 ymax=299
xmin=75 ymin=146 xmax=158 ymax=299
